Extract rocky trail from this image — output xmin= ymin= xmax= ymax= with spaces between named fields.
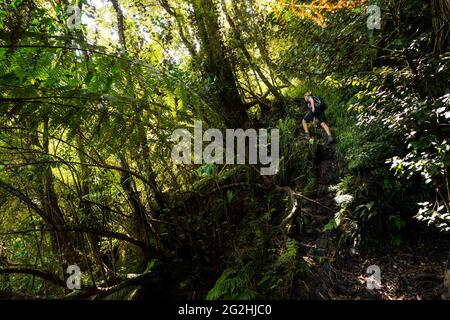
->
xmin=294 ymin=140 xmax=450 ymax=300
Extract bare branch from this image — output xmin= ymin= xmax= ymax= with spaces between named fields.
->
xmin=0 ymin=268 xmax=65 ymax=287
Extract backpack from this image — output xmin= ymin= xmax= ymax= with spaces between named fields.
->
xmin=313 ymin=96 xmax=328 ymax=111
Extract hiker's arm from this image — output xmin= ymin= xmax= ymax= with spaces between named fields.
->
xmin=308 ymin=97 xmax=316 ymax=113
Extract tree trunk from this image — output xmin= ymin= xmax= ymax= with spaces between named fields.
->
xmin=110 ymin=0 xmax=161 ymax=259
xmin=39 ymin=118 xmax=80 ymax=266
xmin=192 ymin=0 xmax=248 ymax=127
xmin=431 ymin=0 xmax=450 ymax=55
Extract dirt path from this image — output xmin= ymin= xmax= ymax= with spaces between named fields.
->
xmin=295 ymin=142 xmax=450 ymax=300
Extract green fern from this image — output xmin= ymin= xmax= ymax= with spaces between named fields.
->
xmin=206 ymin=269 xmax=257 ymax=300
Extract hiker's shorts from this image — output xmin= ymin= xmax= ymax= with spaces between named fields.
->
xmin=304 ymin=109 xmax=326 ymax=124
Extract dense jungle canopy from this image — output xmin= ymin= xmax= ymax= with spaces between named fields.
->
xmin=0 ymin=0 xmax=449 ymax=300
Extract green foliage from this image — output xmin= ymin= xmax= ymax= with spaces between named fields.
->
xmin=275 ymin=116 xmax=317 ymax=187
xmin=206 ymin=269 xmax=257 ymax=300
xmin=0 ymin=0 xmax=448 ymax=300
xmin=206 ymin=204 xmax=309 ymax=300
xmin=330 ymin=172 xmax=410 ymax=251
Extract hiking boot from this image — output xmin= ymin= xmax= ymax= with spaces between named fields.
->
xmin=327 ymin=135 xmax=335 ymax=144
xmin=303 ymin=132 xmax=311 ymax=139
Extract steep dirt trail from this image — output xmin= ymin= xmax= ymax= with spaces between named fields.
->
xmin=295 ymin=141 xmax=449 ymax=300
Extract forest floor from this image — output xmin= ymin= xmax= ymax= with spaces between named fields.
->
xmin=296 ymin=140 xmax=450 ymax=300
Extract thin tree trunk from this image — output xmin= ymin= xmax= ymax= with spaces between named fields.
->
xmin=222 ymin=0 xmax=285 ymax=102
xmin=431 ymin=0 xmax=450 ymax=55
xmin=110 ymin=0 xmax=127 ymax=52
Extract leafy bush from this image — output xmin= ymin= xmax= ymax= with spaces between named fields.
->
xmin=329 ymin=174 xmax=410 ymax=250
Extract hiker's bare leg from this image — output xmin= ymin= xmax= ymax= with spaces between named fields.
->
xmin=302 ymin=119 xmax=310 ymax=133
xmin=320 ymin=122 xmax=332 ymax=136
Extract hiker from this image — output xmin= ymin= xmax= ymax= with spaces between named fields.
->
xmin=302 ymin=92 xmax=334 ymax=144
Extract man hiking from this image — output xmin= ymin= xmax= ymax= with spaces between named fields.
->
xmin=302 ymin=92 xmax=334 ymax=144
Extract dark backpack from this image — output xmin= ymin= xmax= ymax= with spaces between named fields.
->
xmin=313 ymin=96 xmax=328 ymax=111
